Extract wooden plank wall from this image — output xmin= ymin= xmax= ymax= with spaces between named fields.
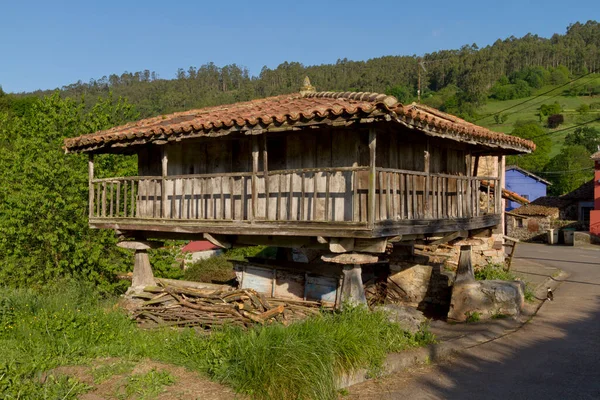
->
xmin=134 ymin=126 xmax=473 ymax=221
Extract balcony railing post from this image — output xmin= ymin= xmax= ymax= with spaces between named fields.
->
xmin=88 ymin=154 xmax=94 ymax=218
xmin=251 ymin=135 xmax=259 ymax=222
xmin=424 ymin=150 xmax=431 ymax=218
xmin=161 ymin=148 xmax=168 ymax=218
xmin=368 ymin=128 xmax=377 ymax=228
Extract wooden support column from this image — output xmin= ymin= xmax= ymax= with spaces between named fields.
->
xmin=465 ymin=154 xmax=472 ymax=217
xmin=251 ymin=135 xmax=259 ymax=221
xmin=161 ymin=148 xmax=168 ymax=218
xmin=263 ymin=134 xmax=269 ymax=220
xmin=424 ymin=150 xmax=431 ymax=218
xmin=88 ymin=154 xmax=94 ymax=218
xmin=496 ymin=155 xmax=505 ymax=214
xmin=368 ymin=128 xmax=377 ymax=228
xmin=455 ymin=245 xmax=475 ymax=283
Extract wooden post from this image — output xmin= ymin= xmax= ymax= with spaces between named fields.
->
xmin=497 ymin=155 xmax=505 ymax=214
xmin=88 ymin=154 xmax=94 ymax=218
xmin=455 ymin=245 xmax=475 ymax=283
xmin=161 ymin=148 xmax=168 ymax=218
xmin=263 ymin=134 xmax=269 ymax=219
xmin=465 ymin=154 xmax=472 ymax=217
xmin=368 ymin=128 xmax=377 ymax=228
xmin=424 ymin=150 xmax=431 ymax=218
xmin=251 ymin=135 xmax=259 ymax=221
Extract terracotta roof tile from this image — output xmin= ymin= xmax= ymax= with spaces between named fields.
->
xmin=64 ymin=91 xmax=536 ymax=154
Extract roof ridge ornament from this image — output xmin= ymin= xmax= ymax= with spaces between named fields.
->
xmin=300 ymin=76 xmax=316 ymax=96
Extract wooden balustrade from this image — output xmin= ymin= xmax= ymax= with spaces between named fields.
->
xmin=89 ymin=167 xmax=499 ymax=223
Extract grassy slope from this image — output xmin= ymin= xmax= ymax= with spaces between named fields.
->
xmin=476 ymin=80 xmax=600 ymax=157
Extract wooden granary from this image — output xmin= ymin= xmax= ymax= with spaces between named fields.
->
xmin=64 ymin=79 xmax=535 ymax=305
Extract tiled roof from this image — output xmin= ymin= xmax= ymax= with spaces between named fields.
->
xmin=591 ymin=151 xmax=600 ymax=160
xmin=511 ymin=196 xmax=568 ymax=217
xmin=561 ymin=179 xmax=594 ymax=201
xmin=511 ymin=204 xmax=560 ymax=217
xmin=181 ymin=240 xmax=220 ymax=253
xmin=64 ymin=90 xmax=536 ymax=154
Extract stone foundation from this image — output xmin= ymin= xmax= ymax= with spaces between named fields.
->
xmin=448 ymin=279 xmax=525 ymax=322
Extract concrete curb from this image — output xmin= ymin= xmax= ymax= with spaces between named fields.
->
xmin=337 ymin=268 xmax=571 ymax=389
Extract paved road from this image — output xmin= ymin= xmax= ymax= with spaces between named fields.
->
xmin=348 ymin=243 xmax=600 ymax=400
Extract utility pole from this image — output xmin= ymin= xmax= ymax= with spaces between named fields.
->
xmin=417 ymin=59 xmax=427 ymax=103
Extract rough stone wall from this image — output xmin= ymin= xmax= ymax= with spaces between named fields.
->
xmin=506 ymin=215 xmax=586 ymax=242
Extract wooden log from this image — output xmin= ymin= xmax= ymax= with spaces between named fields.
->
xmin=259 ymin=304 xmax=285 ymax=320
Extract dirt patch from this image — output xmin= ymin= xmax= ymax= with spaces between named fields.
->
xmin=46 ymin=358 xmax=238 ymax=400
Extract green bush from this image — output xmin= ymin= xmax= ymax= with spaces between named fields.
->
xmin=183 ymin=255 xmax=235 ymax=283
xmin=475 ymin=264 xmax=516 ymax=281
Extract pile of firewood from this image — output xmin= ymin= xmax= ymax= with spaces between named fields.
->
xmin=131 ymin=281 xmax=332 ymax=329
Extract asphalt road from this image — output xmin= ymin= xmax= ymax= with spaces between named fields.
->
xmin=348 ymin=243 xmax=600 ymax=400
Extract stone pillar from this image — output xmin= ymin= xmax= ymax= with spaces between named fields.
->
xmin=455 ymin=245 xmax=474 ymax=283
xmin=341 ymin=264 xmax=367 ymax=307
xmin=118 ymin=241 xmax=163 ymax=294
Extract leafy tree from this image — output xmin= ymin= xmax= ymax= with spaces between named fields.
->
xmin=494 ymin=113 xmax=508 ymax=124
xmin=539 ymin=102 xmax=562 ymax=117
xmin=547 ymin=114 xmax=564 ymax=128
xmin=506 ymin=121 xmax=552 ymax=172
xmin=545 ymin=145 xmax=593 ymax=195
xmin=576 ymin=103 xmax=590 ymax=114
xmin=564 ymin=126 xmax=600 ymax=153
xmin=0 ymin=93 xmax=139 ymax=291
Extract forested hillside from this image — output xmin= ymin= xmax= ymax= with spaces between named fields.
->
xmin=6 ymin=20 xmax=600 ymax=119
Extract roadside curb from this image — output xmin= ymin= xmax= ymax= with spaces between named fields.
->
xmin=337 ymin=268 xmax=571 ymax=389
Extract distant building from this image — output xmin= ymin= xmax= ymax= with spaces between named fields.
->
xmin=181 ymin=241 xmax=223 ymax=267
xmin=506 ymin=180 xmax=593 ymax=242
xmin=505 ymin=166 xmax=550 ymax=211
xmin=589 ymin=151 xmax=600 ymax=236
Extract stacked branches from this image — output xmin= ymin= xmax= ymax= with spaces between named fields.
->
xmin=132 ymin=281 xmax=333 ymax=329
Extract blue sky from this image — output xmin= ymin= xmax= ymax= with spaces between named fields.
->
xmin=0 ymin=0 xmax=597 ymax=93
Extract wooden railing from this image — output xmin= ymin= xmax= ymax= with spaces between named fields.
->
xmin=374 ymin=168 xmax=499 ymax=221
xmin=89 ymin=167 xmax=499 ymax=224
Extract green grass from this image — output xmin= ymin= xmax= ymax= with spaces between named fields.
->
xmin=118 ymin=369 xmax=175 ymax=399
xmin=474 ymin=264 xmax=517 ymax=281
xmin=0 ymin=281 xmax=433 ymax=400
xmin=465 ymin=311 xmax=481 ymax=323
xmin=477 ymin=83 xmax=600 ymax=157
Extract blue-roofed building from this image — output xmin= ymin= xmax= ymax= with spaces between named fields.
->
xmin=505 ymin=166 xmax=551 ymax=211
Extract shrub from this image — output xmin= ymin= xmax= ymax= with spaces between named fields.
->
xmin=183 ymin=255 xmax=235 ymax=283
xmin=475 ymin=264 xmax=516 ymax=281
xmin=465 ymin=311 xmax=480 ymax=323
xmin=547 ymin=114 xmax=564 ymax=128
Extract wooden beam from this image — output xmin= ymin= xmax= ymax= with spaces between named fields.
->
xmin=321 ymin=253 xmax=379 ymax=265
xmin=368 ymin=128 xmax=377 ymax=228
xmin=263 ymin=134 xmax=269 ymax=219
xmin=428 ymin=230 xmax=468 ymax=245
xmin=203 ymin=233 xmax=232 ymax=249
xmin=329 ymin=238 xmax=355 ymax=253
xmin=497 ymin=155 xmax=505 ymax=214
xmin=251 ymin=136 xmax=259 ymax=221
xmin=88 ymin=154 xmax=94 ymax=218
